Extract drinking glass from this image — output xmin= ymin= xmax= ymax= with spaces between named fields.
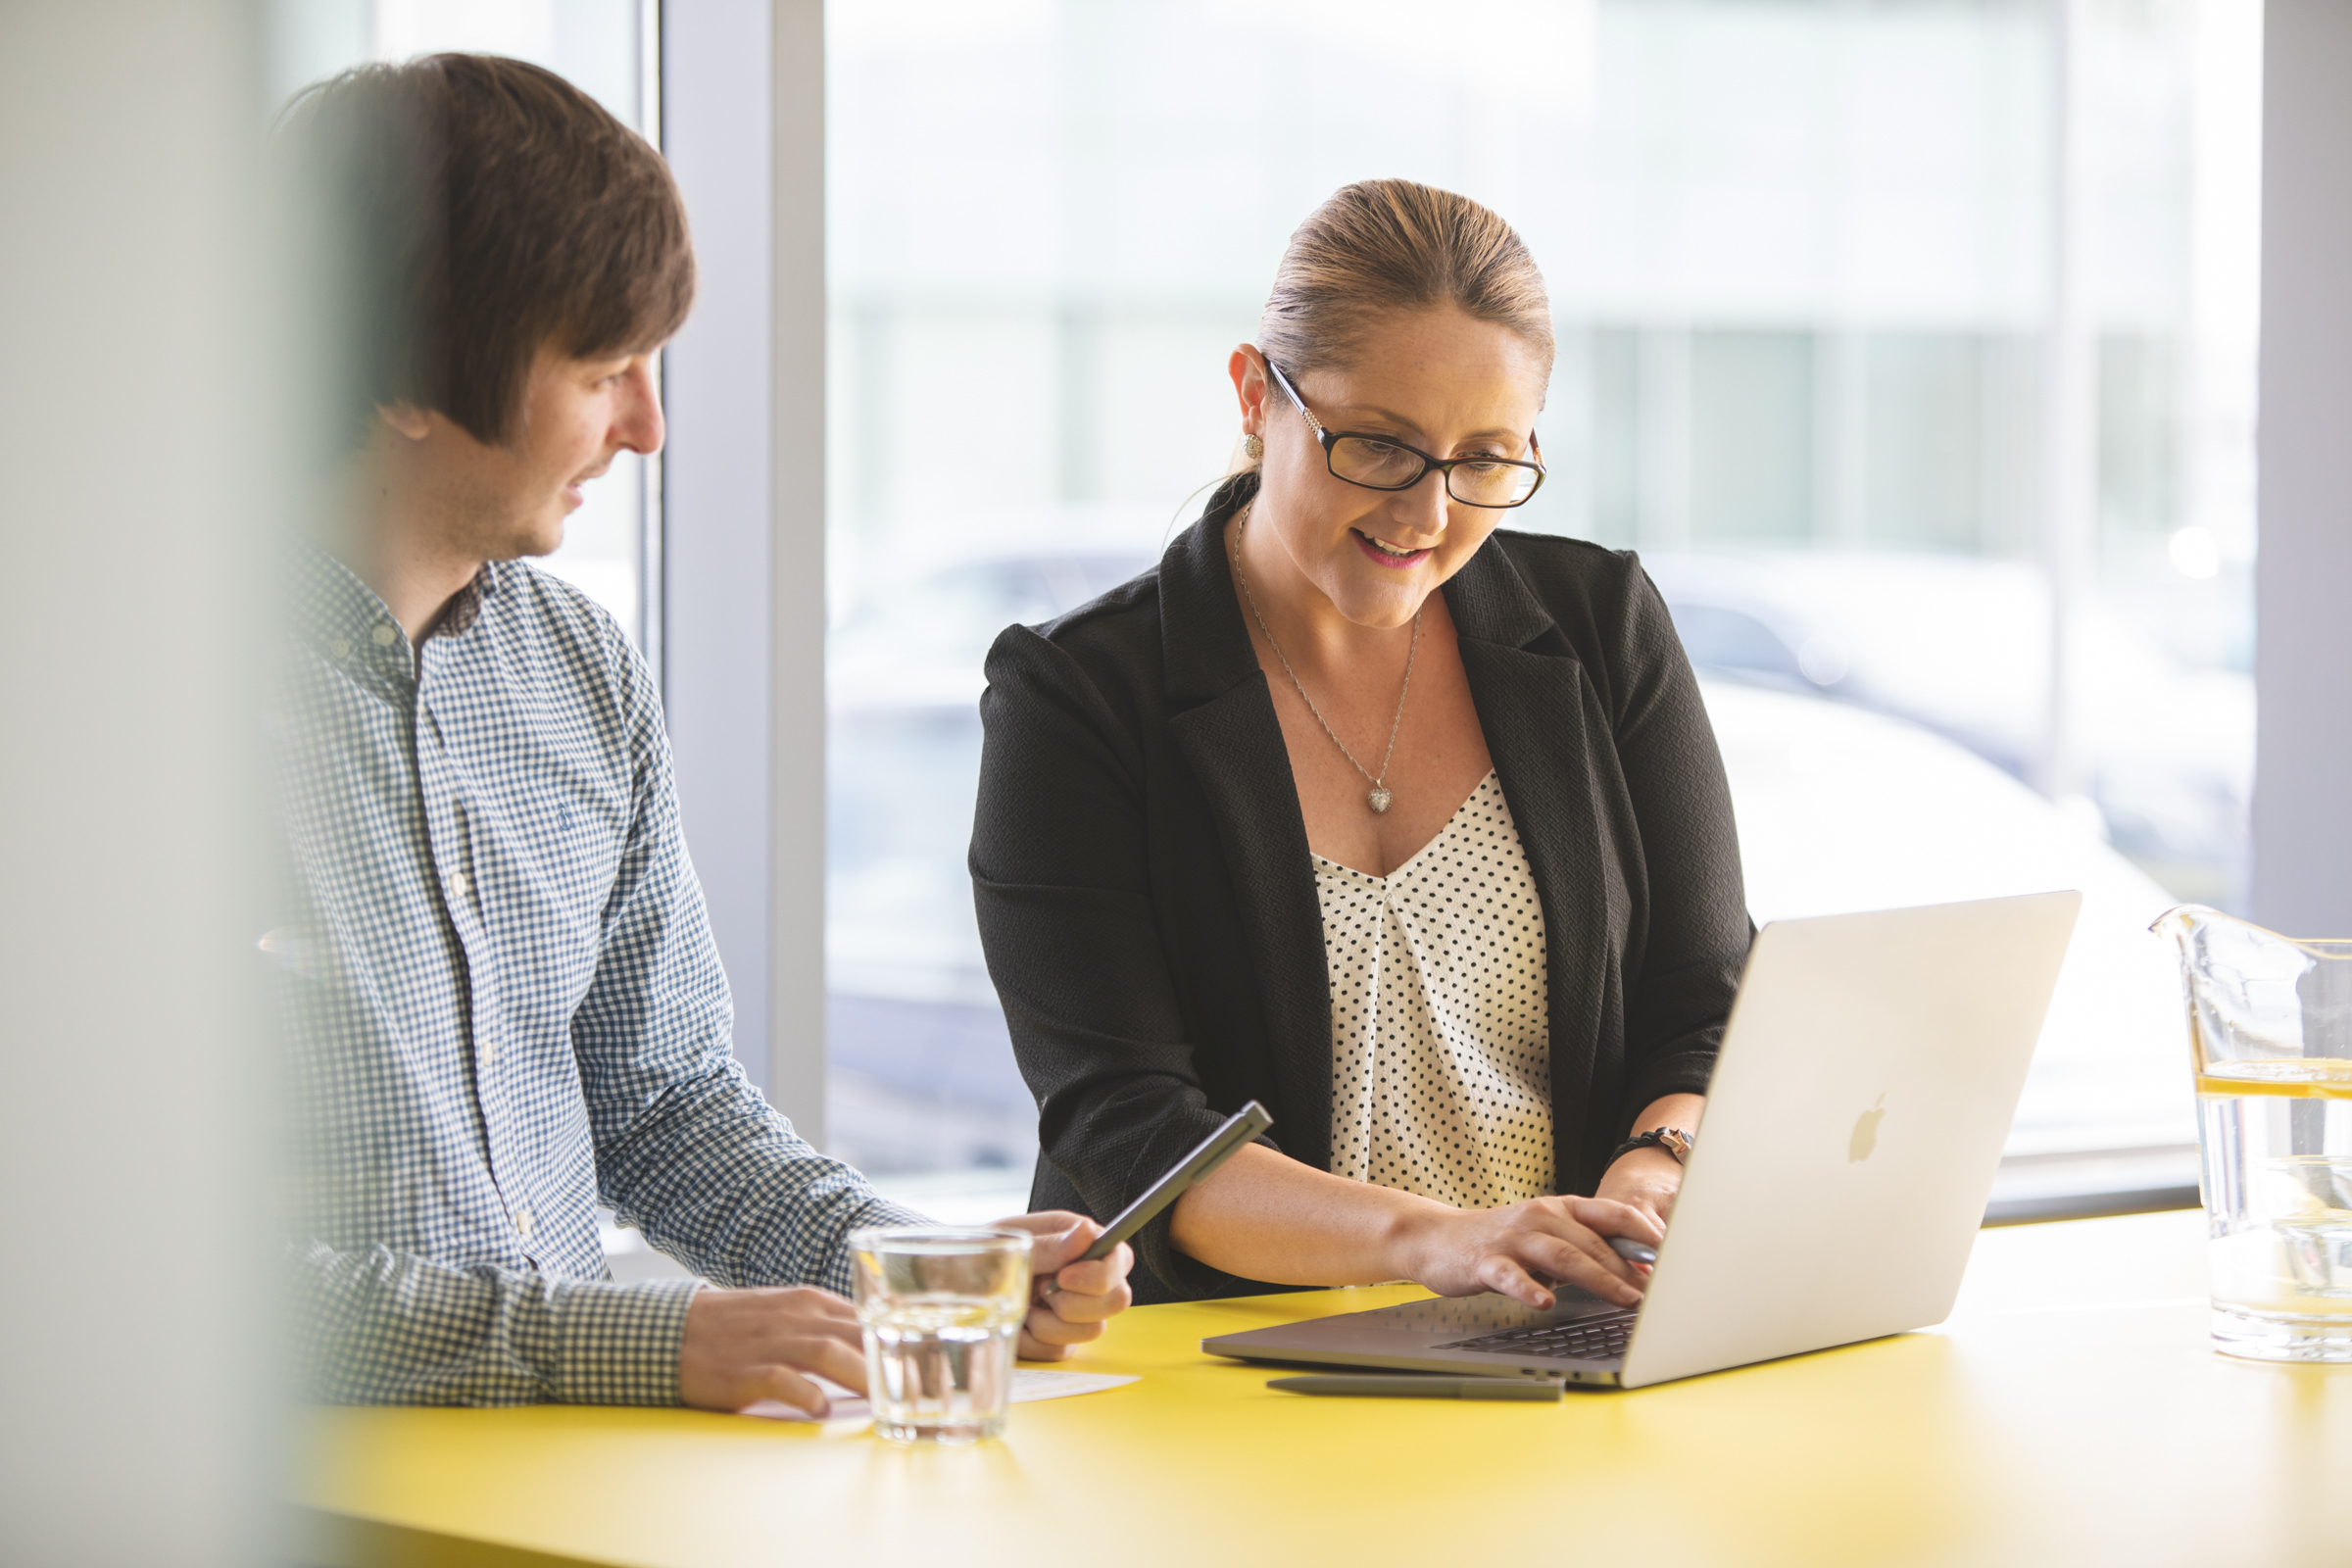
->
xmin=2155 ymin=906 xmax=2352 ymax=1361
xmin=848 ymin=1226 xmax=1032 ymax=1443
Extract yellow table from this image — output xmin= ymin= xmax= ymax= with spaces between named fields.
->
xmin=299 ymin=1210 xmax=2352 ymax=1568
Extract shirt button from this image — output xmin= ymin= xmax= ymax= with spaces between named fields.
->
xmin=450 ymin=870 xmax=471 ymax=900
xmin=371 ymin=623 xmax=398 ymax=647
xmin=327 ymin=637 xmax=352 ymax=660
xmin=481 ymin=1039 xmax=498 ymax=1069
xmin=515 ymin=1207 xmax=534 ymax=1239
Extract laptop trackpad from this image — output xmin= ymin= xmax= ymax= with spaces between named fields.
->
xmin=1356 ymin=1285 xmax=1621 ymax=1338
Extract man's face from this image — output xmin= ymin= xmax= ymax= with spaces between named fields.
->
xmin=389 ymin=345 xmax=665 ymax=563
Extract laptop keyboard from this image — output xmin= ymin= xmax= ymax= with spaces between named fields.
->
xmin=1435 ymin=1309 xmax=1637 ymax=1362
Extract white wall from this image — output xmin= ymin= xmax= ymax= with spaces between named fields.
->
xmin=2252 ymin=0 xmax=2352 ymax=937
xmin=0 ymin=4 xmax=269 ymax=1562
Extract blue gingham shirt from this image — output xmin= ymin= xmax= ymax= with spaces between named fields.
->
xmin=270 ymin=548 xmax=921 ymax=1405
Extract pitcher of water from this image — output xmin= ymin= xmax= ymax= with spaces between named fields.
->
xmin=2154 ymin=906 xmax=2352 ymax=1361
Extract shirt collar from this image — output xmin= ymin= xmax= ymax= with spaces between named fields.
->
xmin=287 ymin=544 xmax=504 ymax=675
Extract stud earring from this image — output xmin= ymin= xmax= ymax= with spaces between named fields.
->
xmin=1244 ymin=433 xmax=1264 ymax=461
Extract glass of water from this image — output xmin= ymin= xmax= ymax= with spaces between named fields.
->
xmin=2156 ymin=906 xmax=2352 ymax=1362
xmin=848 ymin=1226 xmax=1033 ymax=1443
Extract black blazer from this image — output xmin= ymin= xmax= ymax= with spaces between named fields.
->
xmin=970 ymin=475 xmax=1751 ymax=1302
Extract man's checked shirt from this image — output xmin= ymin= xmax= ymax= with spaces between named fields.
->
xmin=270 ymin=549 xmax=921 ymax=1405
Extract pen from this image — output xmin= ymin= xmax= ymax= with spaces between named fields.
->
xmin=1267 ymin=1375 xmax=1565 ymax=1401
xmin=1607 ymin=1236 xmax=1657 ymax=1266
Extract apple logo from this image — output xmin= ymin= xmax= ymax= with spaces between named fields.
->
xmin=1848 ymin=1093 xmax=1887 ymax=1163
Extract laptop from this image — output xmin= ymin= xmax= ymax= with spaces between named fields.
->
xmin=1201 ymin=891 xmax=2082 ymax=1390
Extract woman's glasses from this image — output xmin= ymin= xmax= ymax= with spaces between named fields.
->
xmin=1264 ymin=358 xmax=1545 ymax=509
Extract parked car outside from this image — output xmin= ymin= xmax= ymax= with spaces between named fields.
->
xmin=825 ymin=544 xmax=2197 ymax=1177
xmin=1642 ymin=548 xmax=2250 ymax=906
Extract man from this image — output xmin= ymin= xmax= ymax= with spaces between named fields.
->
xmin=270 ymin=54 xmax=1130 ymax=1414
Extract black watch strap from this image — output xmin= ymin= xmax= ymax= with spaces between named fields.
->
xmin=1607 ymin=1127 xmax=1693 ymax=1167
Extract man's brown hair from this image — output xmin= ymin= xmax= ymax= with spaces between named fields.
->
xmin=280 ymin=54 xmax=695 ymax=448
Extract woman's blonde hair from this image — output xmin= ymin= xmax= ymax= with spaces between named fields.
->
xmin=1229 ymin=179 xmax=1551 ymax=481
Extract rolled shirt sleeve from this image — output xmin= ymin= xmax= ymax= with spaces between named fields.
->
xmin=570 ymin=623 xmax=929 ymax=1295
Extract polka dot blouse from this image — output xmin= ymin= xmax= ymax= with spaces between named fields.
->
xmin=1316 ymin=771 xmax=1553 ymax=1210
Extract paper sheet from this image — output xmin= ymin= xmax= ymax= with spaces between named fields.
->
xmin=740 ymin=1367 xmax=1139 ymax=1425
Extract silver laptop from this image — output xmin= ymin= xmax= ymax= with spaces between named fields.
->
xmin=1202 ymin=891 xmax=2081 ymax=1390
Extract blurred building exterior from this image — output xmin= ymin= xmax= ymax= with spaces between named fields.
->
xmin=824 ymin=0 xmax=2260 ymax=1179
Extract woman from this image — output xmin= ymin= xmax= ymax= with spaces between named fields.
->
xmin=971 ymin=179 xmax=1750 ymax=1307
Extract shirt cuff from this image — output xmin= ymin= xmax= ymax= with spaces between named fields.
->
xmin=547 ymin=1277 xmax=703 ymax=1405
xmin=807 ymin=1198 xmax=933 ymax=1298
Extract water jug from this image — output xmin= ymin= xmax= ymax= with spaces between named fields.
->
xmin=2153 ymin=905 xmax=2352 ymax=1361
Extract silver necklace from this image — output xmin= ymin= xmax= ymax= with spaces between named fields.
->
xmin=1231 ymin=506 xmax=1421 ymax=814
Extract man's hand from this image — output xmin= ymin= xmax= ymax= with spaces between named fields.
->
xmin=1594 ymin=1146 xmax=1686 ymax=1233
xmin=673 ymin=1212 xmax=1134 ymax=1412
xmin=988 ymin=1210 xmax=1135 ymax=1360
xmin=677 ymin=1285 xmax=865 ymax=1415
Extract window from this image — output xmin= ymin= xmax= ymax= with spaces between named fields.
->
xmin=826 ymin=0 xmax=2259 ymax=1214
xmin=266 ymin=0 xmax=662 ymax=657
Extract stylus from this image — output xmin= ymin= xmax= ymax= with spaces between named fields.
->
xmin=1606 ymin=1236 xmax=1658 ymax=1266
xmin=1267 ymin=1376 xmax=1565 ymax=1401
xmin=1077 ymin=1101 xmax=1276 ymax=1262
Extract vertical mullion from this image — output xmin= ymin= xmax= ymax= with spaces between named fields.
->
xmin=640 ymin=0 xmax=665 ymax=693
xmin=660 ymin=0 xmax=802 ymax=1111
xmin=769 ymin=0 xmax=828 ymax=1145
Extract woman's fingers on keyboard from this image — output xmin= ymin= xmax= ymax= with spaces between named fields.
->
xmin=1477 ymin=1253 xmax=1556 ymax=1308
xmin=1569 ymin=1196 xmax=1665 ymax=1249
xmin=1521 ymin=1228 xmax=1643 ymax=1306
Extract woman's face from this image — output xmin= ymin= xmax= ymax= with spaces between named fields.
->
xmin=1232 ymin=306 xmax=1546 ymax=630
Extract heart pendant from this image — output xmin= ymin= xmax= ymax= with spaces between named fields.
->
xmin=1367 ymin=786 xmax=1394 ymax=814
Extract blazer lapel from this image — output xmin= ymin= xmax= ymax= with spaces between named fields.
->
xmin=1159 ymin=485 xmax=1335 ymax=1172
xmin=1446 ymin=540 xmax=1623 ymax=1192
xmin=1169 ymin=687 xmax=1334 ymax=1173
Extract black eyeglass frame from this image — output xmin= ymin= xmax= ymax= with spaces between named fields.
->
xmin=1263 ymin=356 xmax=1547 ymax=509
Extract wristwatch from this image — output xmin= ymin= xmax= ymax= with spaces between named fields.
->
xmin=1607 ymin=1127 xmax=1695 ymax=1167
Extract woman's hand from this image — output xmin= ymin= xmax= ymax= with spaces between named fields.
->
xmin=988 ymin=1210 xmax=1136 ymax=1360
xmin=1595 ymin=1146 xmax=1687 ymax=1232
xmin=1598 ymin=1096 xmax=1704 ymax=1232
xmin=1394 ymin=1195 xmax=1662 ymax=1310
